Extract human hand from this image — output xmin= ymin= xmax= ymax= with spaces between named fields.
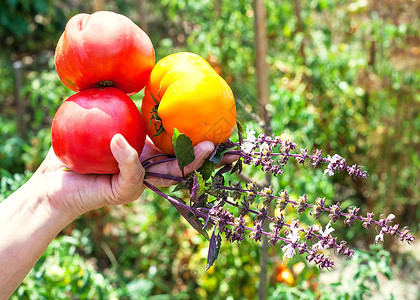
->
xmin=0 ymin=134 xmax=227 ymax=299
xmin=140 ymin=138 xmax=239 ymax=187
xmin=29 ymin=134 xmax=219 ymax=222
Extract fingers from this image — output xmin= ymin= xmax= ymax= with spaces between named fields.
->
xmin=145 ymin=141 xmax=215 ymax=187
xmin=183 ymin=141 xmax=215 ymax=175
xmin=110 ymin=134 xmax=145 ymax=203
xmin=139 ymin=136 xmax=162 ymax=162
xmin=216 ymin=154 xmax=239 ymax=168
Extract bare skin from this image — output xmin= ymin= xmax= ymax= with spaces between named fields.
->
xmin=0 ymin=134 xmax=233 ymax=299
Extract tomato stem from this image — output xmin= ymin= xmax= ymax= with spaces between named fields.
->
xmin=95 ymin=80 xmax=115 ymax=88
xmin=149 ymin=92 xmax=165 ymax=136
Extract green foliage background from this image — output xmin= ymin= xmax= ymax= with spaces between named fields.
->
xmin=0 ymin=0 xmax=419 ymax=298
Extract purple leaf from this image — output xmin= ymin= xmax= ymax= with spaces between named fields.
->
xmin=231 ymin=159 xmax=243 ymax=174
xmin=170 ymin=200 xmax=209 ymax=241
xmin=206 ymin=229 xmax=221 ymax=271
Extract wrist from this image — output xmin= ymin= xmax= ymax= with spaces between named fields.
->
xmin=18 ymin=176 xmax=77 ymax=229
xmin=0 ymin=177 xmax=74 ymax=298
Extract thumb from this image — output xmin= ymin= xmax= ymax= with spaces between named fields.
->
xmin=109 ymin=134 xmax=145 ymax=203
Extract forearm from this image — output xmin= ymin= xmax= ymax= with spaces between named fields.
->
xmin=0 ymin=136 xmax=210 ymax=298
xmin=0 ymin=179 xmax=73 ymax=299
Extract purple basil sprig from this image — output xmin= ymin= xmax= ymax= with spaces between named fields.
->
xmin=141 ymin=126 xmax=415 ymax=270
xmin=230 ymin=126 xmax=368 ymax=179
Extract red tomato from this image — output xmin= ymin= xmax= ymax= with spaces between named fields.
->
xmin=55 ymin=11 xmax=155 ymax=96
xmin=51 ymin=87 xmax=146 ymax=174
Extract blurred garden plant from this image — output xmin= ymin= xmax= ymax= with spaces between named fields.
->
xmin=143 ymin=124 xmax=415 ymax=270
xmin=1 ymin=0 xmax=418 ymax=298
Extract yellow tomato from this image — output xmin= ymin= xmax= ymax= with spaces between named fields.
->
xmin=141 ymin=52 xmax=237 ymax=154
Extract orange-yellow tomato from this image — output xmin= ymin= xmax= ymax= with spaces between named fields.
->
xmin=141 ymin=52 xmax=237 ymax=154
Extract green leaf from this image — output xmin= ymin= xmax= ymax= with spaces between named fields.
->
xmin=191 ymin=172 xmax=206 ymax=204
xmin=198 ymin=159 xmax=216 ymax=180
xmin=152 ymin=122 xmax=165 ymax=137
xmin=149 ymin=92 xmax=165 ymax=136
xmin=209 ymin=151 xmax=224 ymax=165
xmin=208 ymin=142 xmax=236 ymax=165
xmin=172 ymin=128 xmax=195 ymax=177
xmin=150 ymin=92 xmax=160 ymax=105
xmin=172 ymin=181 xmax=188 ymax=192
xmin=195 ymin=171 xmax=206 ymax=196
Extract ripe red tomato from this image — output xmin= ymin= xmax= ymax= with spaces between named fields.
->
xmin=55 ymin=11 xmax=155 ymax=96
xmin=52 ymin=87 xmax=146 ymax=174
